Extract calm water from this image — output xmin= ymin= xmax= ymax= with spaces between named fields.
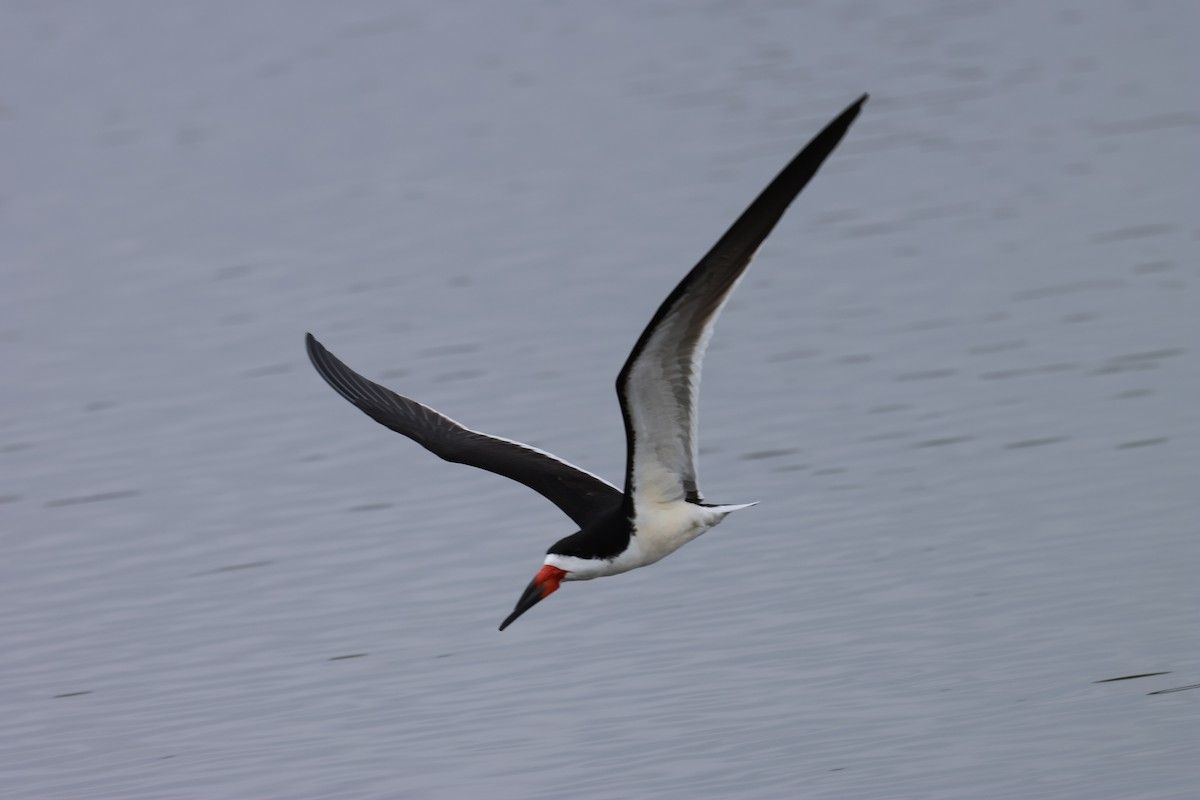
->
xmin=3 ymin=2 xmax=1198 ymax=798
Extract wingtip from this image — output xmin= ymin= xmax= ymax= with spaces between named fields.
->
xmin=824 ymin=93 xmax=868 ymax=137
xmin=305 ymin=331 xmax=325 ymax=360
xmin=843 ymin=93 xmax=869 ymax=119
xmin=305 ymin=332 xmax=338 ymax=380
xmin=810 ymin=94 xmax=868 ymax=141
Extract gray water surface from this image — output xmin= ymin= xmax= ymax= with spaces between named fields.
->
xmin=3 ymin=2 xmax=1198 ymax=798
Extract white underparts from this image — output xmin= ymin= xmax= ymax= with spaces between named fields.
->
xmin=544 ymin=500 xmax=756 ymax=581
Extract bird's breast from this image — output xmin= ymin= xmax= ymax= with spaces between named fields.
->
xmin=629 ymin=500 xmax=723 ymax=564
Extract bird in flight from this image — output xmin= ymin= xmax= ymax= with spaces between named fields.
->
xmin=306 ymin=94 xmax=867 ymax=630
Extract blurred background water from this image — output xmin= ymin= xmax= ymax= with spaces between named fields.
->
xmin=2 ymin=2 xmax=1197 ymax=798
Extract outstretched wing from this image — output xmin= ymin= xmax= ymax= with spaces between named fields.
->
xmin=307 ymin=333 xmax=623 ymax=528
xmin=617 ymin=94 xmax=867 ymax=505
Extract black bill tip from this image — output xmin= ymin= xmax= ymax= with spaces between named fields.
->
xmin=499 ymin=578 xmax=546 ymax=631
xmin=498 ymin=565 xmax=566 ymax=631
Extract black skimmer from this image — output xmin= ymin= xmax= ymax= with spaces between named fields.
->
xmin=306 ymin=94 xmax=866 ymax=630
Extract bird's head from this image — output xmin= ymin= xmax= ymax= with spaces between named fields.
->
xmin=499 ymin=564 xmax=568 ymax=630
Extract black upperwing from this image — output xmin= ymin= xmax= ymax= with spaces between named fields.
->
xmin=616 ymin=94 xmax=868 ymax=504
xmin=306 ymin=333 xmax=624 ymax=528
